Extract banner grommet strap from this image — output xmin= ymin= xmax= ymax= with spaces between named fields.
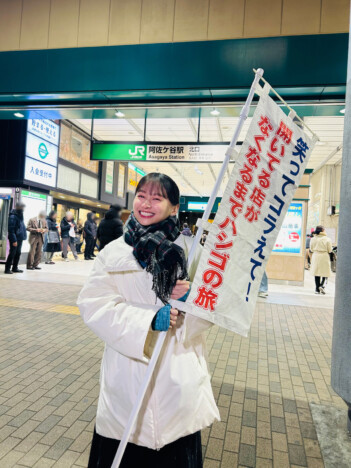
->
xmin=196 ymin=218 xmax=213 ymax=232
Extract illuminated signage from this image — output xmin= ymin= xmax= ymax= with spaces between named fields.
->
xmin=92 ymin=143 xmax=228 ymax=163
xmin=188 ymin=202 xmax=208 ymax=211
xmin=24 ymin=119 xmax=60 ymax=188
xmin=273 ymin=202 xmax=303 ymax=254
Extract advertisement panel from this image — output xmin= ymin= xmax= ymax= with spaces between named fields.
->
xmin=105 ymin=161 xmax=114 ymax=194
xmin=272 ymin=202 xmax=303 ymax=254
xmin=60 ymin=123 xmax=98 ymax=174
xmin=117 ymin=165 xmax=126 ymax=198
xmin=127 ymin=163 xmax=146 ymax=192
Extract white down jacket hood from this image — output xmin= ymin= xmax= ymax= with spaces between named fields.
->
xmin=77 ymin=234 xmax=220 ymax=450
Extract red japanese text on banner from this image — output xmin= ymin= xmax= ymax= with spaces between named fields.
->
xmin=184 ymin=90 xmax=316 ymax=336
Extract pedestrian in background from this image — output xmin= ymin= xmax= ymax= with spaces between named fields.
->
xmin=200 ymin=231 xmax=208 ymax=246
xmin=310 ymin=225 xmax=332 ymax=294
xmin=61 ymin=211 xmax=79 ymax=262
xmin=305 ymin=233 xmax=313 ymax=270
xmin=44 ymin=210 xmax=61 ymax=264
xmin=4 ymin=202 xmax=27 ymax=274
xmin=76 ymin=219 xmax=84 ymax=254
xmin=84 ymin=212 xmax=97 ymax=260
xmin=26 ymin=210 xmax=48 ymax=270
xmin=181 ymin=222 xmax=192 ymax=237
xmin=97 ymin=204 xmax=123 ymax=250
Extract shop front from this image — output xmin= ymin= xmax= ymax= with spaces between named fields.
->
xmin=0 ymin=118 xmax=60 ymax=262
xmin=0 ymin=117 xmax=130 ymax=264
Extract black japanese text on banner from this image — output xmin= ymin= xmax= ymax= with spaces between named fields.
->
xmin=185 ymin=88 xmax=317 ymax=336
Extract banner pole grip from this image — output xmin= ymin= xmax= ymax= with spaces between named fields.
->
xmin=111 ymin=67 xmax=264 ymax=468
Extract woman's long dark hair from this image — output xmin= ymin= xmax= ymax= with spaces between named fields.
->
xmin=48 ymin=210 xmax=57 ymax=220
xmin=315 ymin=225 xmax=324 ymax=235
xmin=135 ymin=173 xmax=180 ymax=206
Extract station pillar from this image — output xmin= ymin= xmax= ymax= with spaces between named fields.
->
xmin=331 ymin=5 xmax=351 ymax=430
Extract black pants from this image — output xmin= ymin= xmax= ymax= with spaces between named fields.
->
xmin=5 ymin=240 xmax=23 ymax=271
xmin=315 ymin=276 xmax=326 ymax=291
xmin=88 ymin=427 xmax=202 ymax=468
xmin=85 ymin=237 xmax=95 ymax=258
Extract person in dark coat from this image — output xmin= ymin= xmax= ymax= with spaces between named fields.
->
xmin=5 ymin=202 xmax=27 ymax=274
xmin=84 ymin=212 xmax=97 ymax=260
xmin=76 ymin=219 xmax=84 ymax=253
xmin=97 ymin=204 xmax=124 ymax=250
xmin=60 ymin=211 xmax=79 ymax=261
xmin=43 ymin=210 xmax=61 ymax=264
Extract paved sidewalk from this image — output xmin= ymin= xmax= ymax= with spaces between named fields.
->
xmin=0 ymin=261 xmax=346 ymax=467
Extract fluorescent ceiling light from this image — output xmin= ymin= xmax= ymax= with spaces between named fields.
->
xmin=115 ymin=110 xmax=125 ymax=118
xmin=14 ymin=112 xmax=24 ymax=118
xmin=340 ymin=109 xmax=345 ymax=114
xmin=210 ymin=109 xmax=220 ymax=116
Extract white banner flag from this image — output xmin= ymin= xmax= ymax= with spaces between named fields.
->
xmin=185 ymin=87 xmax=316 ymax=336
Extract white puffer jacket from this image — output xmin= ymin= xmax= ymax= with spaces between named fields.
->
xmin=77 ymin=235 xmax=220 ymax=450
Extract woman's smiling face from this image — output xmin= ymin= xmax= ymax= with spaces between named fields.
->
xmin=133 ymin=182 xmax=178 ymax=226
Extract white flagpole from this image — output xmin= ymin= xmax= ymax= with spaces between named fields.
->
xmin=187 ymin=68 xmax=264 ymax=264
xmin=111 ymin=67 xmax=264 ymax=468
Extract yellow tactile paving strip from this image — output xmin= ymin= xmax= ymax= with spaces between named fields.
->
xmin=0 ymin=297 xmax=80 ymax=315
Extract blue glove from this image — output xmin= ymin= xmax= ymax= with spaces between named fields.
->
xmin=152 ymin=304 xmax=171 ymax=331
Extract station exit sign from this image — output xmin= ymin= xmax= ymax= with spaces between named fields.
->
xmin=91 ymin=142 xmax=229 ymax=163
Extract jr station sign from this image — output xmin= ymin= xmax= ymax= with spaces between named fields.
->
xmin=91 ymin=142 xmax=229 ymax=163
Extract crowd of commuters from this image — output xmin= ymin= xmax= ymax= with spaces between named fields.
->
xmin=3 ymin=203 xmax=335 ymax=301
xmin=4 ymin=203 xmax=124 ymax=272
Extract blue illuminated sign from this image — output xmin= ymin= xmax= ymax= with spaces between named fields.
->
xmin=273 ymin=202 xmax=303 ymax=254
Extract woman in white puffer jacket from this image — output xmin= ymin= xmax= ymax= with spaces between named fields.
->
xmin=77 ymin=173 xmax=219 ymax=468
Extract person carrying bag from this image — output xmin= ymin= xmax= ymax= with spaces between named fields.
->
xmin=44 ymin=210 xmax=61 ymax=264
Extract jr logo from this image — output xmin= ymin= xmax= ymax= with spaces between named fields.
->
xmin=128 ymin=146 xmax=145 ymax=157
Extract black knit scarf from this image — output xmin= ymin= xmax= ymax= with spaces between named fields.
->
xmin=125 ymin=212 xmax=188 ymax=304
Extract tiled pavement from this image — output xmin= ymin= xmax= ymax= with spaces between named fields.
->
xmin=0 ymin=266 xmax=345 ymax=467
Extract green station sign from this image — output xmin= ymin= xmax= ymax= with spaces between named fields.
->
xmin=91 ymin=143 xmax=228 ymax=163
xmin=21 ymin=190 xmax=47 ymax=200
xmin=93 ymin=144 xmax=147 ymax=161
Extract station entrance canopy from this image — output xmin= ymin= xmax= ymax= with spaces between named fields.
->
xmin=0 ymin=33 xmax=347 ymax=120
xmin=0 ymin=33 xmax=346 ymax=177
